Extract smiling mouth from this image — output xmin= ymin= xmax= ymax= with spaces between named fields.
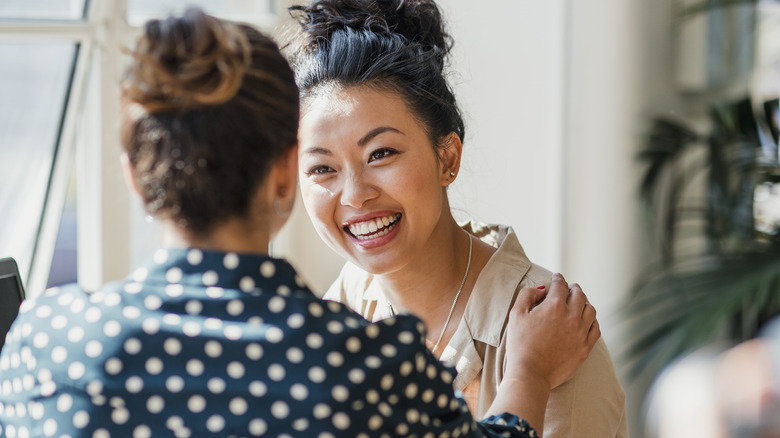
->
xmin=345 ymin=213 xmax=402 ymax=241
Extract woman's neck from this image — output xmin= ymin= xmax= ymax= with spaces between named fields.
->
xmin=375 ymin=216 xmax=494 ymax=353
xmin=160 ymin=218 xmax=273 ymax=255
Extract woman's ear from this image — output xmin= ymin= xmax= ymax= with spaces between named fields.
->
xmin=265 ymin=144 xmax=299 ymax=215
xmin=438 ymin=132 xmax=463 ymax=186
xmin=120 ymin=152 xmax=142 ymax=198
xmin=274 ymin=144 xmax=299 ymax=199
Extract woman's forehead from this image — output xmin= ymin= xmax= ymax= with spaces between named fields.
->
xmin=301 ymin=86 xmax=421 ymax=134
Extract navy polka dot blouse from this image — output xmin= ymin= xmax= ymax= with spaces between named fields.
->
xmin=0 ymin=248 xmax=536 ymax=437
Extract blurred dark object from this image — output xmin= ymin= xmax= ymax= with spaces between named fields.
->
xmin=627 ymin=95 xmax=780 ymax=380
xmin=764 ymin=98 xmax=779 ymax=145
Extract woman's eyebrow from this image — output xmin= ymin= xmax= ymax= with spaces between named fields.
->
xmin=303 ymin=127 xmax=404 ymax=155
xmin=357 ymin=126 xmax=403 ymax=147
xmin=302 ymin=146 xmax=332 ymax=156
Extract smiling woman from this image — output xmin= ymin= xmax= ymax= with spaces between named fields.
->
xmin=299 ymin=86 xmax=456 ymax=269
xmin=288 ymin=0 xmax=629 ymax=436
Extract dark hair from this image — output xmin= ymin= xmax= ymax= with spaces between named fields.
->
xmin=120 ymin=8 xmax=299 ymax=236
xmin=287 ymin=0 xmax=465 ymax=147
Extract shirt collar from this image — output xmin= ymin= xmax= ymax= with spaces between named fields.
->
xmin=455 ymin=222 xmax=532 ymax=347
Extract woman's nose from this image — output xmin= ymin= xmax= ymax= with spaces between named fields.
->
xmin=339 ymin=172 xmax=379 ymax=208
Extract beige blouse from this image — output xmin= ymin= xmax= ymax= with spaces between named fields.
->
xmin=324 ymin=221 xmax=629 ymax=438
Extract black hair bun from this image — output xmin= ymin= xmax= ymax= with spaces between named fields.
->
xmin=291 ymin=0 xmax=451 ymax=55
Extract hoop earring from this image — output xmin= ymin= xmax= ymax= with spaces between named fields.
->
xmin=273 ymin=197 xmax=292 ymax=219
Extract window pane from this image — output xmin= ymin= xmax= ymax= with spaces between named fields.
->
xmin=47 ymin=169 xmax=77 ymax=288
xmin=0 ymin=42 xmax=77 ymax=282
xmin=0 ymin=0 xmax=87 ymax=21
xmin=127 ymin=0 xmax=275 ymax=27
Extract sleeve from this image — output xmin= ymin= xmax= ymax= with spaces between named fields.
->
xmin=543 ymin=338 xmax=629 ymax=438
xmin=355 ymin=314 xmax=541 ymax=438
xmin=0 ymin=289 xmax=112 ymax=437
xmin=0 ymin=299 xmax=37 ymax=435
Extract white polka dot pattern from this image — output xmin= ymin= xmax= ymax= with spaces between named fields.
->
xmin=0 ymin=248 xmax=537 ymax=438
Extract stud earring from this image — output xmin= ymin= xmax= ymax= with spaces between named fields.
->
xmin=449 ymin=170 xmax=456 ymax=177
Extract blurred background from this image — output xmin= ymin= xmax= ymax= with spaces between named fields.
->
xmin=1 ymin=1 xmax=779 ymax=436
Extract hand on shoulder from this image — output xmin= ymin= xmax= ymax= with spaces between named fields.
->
xmin=505 ymin=273 xmax=600 ymax=391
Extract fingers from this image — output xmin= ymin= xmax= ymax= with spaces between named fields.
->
xmin=582 ymin=298 xmax=597 ymax=322
xmin=532 ymin=274 xmax=597 ymax=335
xmin=544 ymin=274 xmax=590 ymax=319
xmin=567 ymin=282 xmax=586 ymax=308
xmin=570 ymin=282 xmax=599 ymax=352
xmin=515 ymin=287 xmax=548 ymax=312
xmin=547 ymin=273 xmax=569 ymax=302
xmin=587 ymin=318 xmax=601 ymax=348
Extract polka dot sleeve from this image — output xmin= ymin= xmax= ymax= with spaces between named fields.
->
xmin=347 ymin=314 xmax=539 ymax=437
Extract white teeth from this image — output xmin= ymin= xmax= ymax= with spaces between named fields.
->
xmin=347 ymin=214 xmax=400 ymax=240
xmin=356 ymin=227 xmax=392 ymax=241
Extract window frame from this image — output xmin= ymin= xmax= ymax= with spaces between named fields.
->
xmin=0 ymin=10 xmax=97 ymax=295
xmin=1 ymin=1 xmax=293 ymax=296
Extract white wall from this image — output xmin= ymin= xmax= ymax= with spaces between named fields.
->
xmin=441 ymin=0 xmax=568 ymax=274
xmin=565 ymin=2 xmax=650 ymax=436
xmin=440 ymin=0 xmax=647 ymax=364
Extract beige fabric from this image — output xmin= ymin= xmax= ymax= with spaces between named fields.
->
xmin=324 ymin=221 xmax=629 ymax=438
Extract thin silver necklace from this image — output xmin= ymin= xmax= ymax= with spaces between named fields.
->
xmin=389 ymin=234 xmax=473 ymax=357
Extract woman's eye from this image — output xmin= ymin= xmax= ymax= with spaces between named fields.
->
xmin=305 ymin=165 xmax=334 ymax=176
xmin=368 ymin=148 xmax=398 ymax=162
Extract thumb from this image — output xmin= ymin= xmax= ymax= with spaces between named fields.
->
xmin=515 ymin=287 xmax=547 ymax=312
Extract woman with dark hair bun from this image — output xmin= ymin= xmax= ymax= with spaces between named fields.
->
xmin=0 ymin=7 xmax=598 ymax=438
xmin=289 ymin=0 xmax=629 ymax=436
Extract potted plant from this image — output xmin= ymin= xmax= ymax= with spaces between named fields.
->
xmin=626 ymin=95 xmax=780 ymax=379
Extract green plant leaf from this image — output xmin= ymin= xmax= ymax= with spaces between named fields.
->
xmin=624 ymin=248 xmax=780 ymax=379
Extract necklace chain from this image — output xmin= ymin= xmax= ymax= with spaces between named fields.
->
xmin=431 ymin=234 xmax=472 ymax=356
xmin=386 ymin=234 xmax=474 ymax=357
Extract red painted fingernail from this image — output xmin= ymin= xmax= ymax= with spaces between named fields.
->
xmin=536 ymin=285 xmax=546 ymax=290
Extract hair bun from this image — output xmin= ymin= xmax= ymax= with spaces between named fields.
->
xmin=123 ymin=8 xmax=250 ymax=113
xmin=291 ymin=0 xmax=451 ymax=55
